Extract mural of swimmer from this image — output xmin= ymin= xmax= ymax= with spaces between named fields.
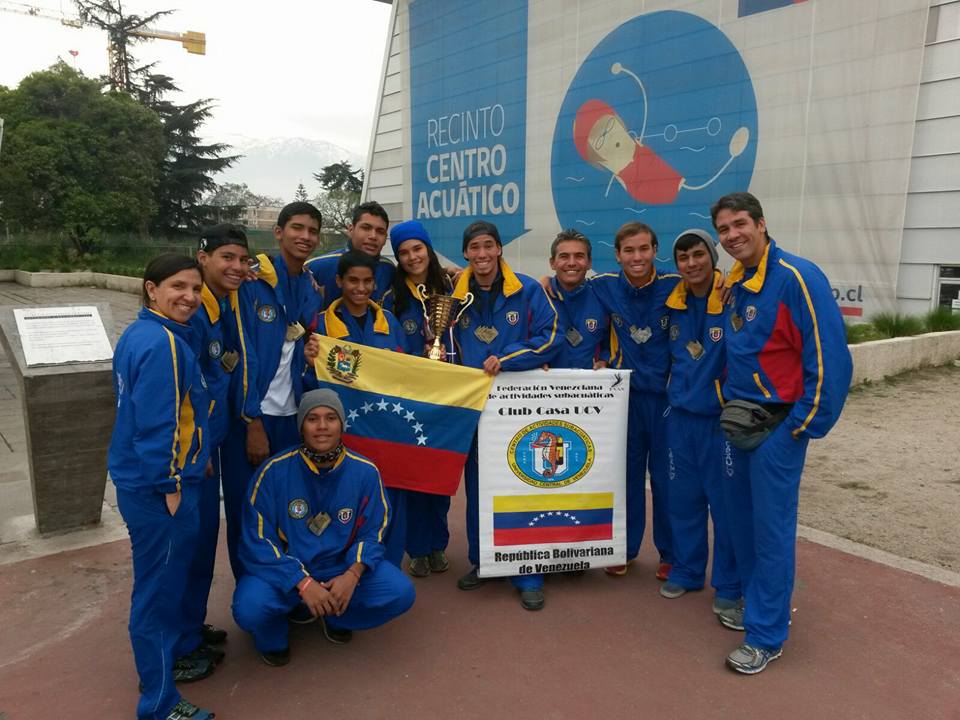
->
xmin=573 ymin=65 xmax=750 ymax=204
xmin=552 ymin=11 xmax=758 ymax=273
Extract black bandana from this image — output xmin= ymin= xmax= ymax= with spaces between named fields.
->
xmin=301 ymin=443 xmax=344 ymax=466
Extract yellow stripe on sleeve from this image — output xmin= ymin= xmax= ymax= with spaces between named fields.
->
xmin=163 ymin=329 xmax=182 ymax=479
xmin=779 ymin=259 xmax=824 ymax=437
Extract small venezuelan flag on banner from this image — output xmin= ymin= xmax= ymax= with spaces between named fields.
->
xmin=311 ymin=334 xmax=493 ymax=495
xmin=493 ymin=493 xmax=614 ymax=545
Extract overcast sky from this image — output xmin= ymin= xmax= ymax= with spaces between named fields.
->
xmin=0 ymin=0 xmax=393 ymax=156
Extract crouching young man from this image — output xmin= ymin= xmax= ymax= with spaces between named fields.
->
xmin=232 ymin=389 xmax=415 ymax=666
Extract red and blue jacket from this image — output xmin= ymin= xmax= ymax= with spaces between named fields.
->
xmin=303 ymin=299 xmax=406 ymax=391
xmin=304 ymin=249 xmax=396 ymax=310
xmin=234 ymin=254 xmax=322 ymax=421
xmin=450 ymin=259 xmax=560 ymax=371
xmin=589 ymin=270 xmax=681 ymax=393
xmin=239 ymin=447 xmax=390 ymax=591
xmin=109 ymin=308 xmax=210 ymax=493
xmin=548 ymin=277 xmax=610 ymax=370
xmin=665 ymin=271 xmax=727 ymax=416
xmin=723 ymin=239 xmax=852 ymax=440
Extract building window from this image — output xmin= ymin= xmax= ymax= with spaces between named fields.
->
xmin=938 ymin=266 xmax=960 ymax=310
xmin=927 ymin=1 xmax=960 ymax=44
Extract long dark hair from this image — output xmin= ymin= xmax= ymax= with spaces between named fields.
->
xmin=142 ymin=253 xmax=202 ymax=306
xmin=391 ymin=243 xmax=450 ymax=316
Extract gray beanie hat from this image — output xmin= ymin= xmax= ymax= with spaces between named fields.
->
xmin=297 ymin=389 xmax=346 ymax=431
xmin=672 ymin=228 xmax=718 ymax=268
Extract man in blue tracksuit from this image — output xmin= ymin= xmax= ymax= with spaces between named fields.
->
xmin=232 ymin=389 xmax=415 ymax=666
xmin=452 ymin=220 xmax=560 ymax=611
xmin=304 ymin=201 xmax=395 ymax=308
xmin=659 ymin=229 xmax=740 ymax=615
xmin=221 ymin=202 xmax=323 ymax=580
xmin=589 ymin=222 xmax=681 ymax=580
xmin=170 ymin=225 xmax=253 ymax=674
xmin=712 ymin=192 xmax=852 ymax=674
xmin=304 ymin=250 xmax=408 ymax=567
xmin=546 ymin=229 xmax=610 ymax=370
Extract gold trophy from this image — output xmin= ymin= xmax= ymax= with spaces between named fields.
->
xmin=417 ymin=284 xmax=474 ymax=361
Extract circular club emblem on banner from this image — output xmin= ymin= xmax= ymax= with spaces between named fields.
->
xmin=507 ymin=420 xmax=595 ymax=488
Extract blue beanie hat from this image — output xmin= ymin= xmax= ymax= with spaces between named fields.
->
xmin=390 ymin=220 xmax=433 ymax=258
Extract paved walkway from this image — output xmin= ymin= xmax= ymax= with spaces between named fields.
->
xmin=0 ymin=281 xmax=958 ymax=719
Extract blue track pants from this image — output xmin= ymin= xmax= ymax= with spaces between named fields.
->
xmin=722 ymin=423 xmax=809 ymax=650
xmin=406 ymin=491 xmax=450 ymax=558
xmin=665 ymin=408 xmax=739 ymax=599
xmin=117 ymin=483 xmax=199 ymax=720
xmin=625 ymin=390 xmax=672 ymax=563
xmin=232 ymin=562 xmax=415 ymax=653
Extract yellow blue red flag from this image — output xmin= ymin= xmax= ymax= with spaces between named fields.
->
xmin=311 ymin=334 xmax=493 ymax=495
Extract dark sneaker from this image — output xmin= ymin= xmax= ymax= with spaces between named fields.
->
xmin=456 ymin=567 xmax=488 ymax=591
xmin=321 ymin=617 xmax=353 ymax=645
xmin=659 ymin=581 xmax=688 ymax=599
xmin=259 ymin=647 xmax=291 ymax=667
xmin=173 ymin=655 xmax=214 ymax=683
xmin=519 ymin=589 xmax=545 ymax=611
xmin=656 ymin=562 xmax=673 ymax=581
xmin=288 ymin=603 xmax=318 ymax=624
xmin=717 ymin=603 xmax=745 ymax=631
xmin=428 ymin=549 xmax=450 ymax=573
xmin=726 ymin=643 xmax=782 ymax=675
xmin=408 ymin=556 xmax=431 ymax=577
xmin=713 ymin=596 xmax=740 ymax=615
xmin=166 ymin=699 xmax=214 ymax=719
xmin=201 ymin=624 xmax=227 ymax=645
xmin=194 ymin=642 xmax=225 ymax=666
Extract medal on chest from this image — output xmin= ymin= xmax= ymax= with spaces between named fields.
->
xmin=474 ymin=325 xmax=499 ymax=344
xmin=629 ymin=325 xmax=652 ymax=344
xmin=286 ymin=321 xmax=306 ymax=342
xmin=565 ymin=327 xmax=584 ymax=347
xmin=731 ymin=313 xmax=744 ymax=332
xmin=686 ymin=340 xmax=705 ymax=360
xmin=307 ymin=511 xmax=331 ymax=536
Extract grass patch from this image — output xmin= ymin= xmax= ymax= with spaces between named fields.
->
xmin=845 ymin=322 xmax=888 ymax=344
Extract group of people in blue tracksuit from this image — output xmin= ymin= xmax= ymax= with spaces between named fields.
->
xmin=108 ymin=190 xmax=851 ymax=720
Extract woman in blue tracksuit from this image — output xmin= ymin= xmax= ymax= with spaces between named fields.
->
xmin=108 ymin=254 xmax=215 ymax=720
xmin=380 ymin=220 xmax=456 ymax=580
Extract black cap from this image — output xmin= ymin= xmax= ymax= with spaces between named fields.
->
xmin=199 ymin=224 xmax=249 ymax=254
xmin=462 ymin=220 xmax=501 ymax=252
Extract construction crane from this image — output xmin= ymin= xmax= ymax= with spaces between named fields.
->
xmin=0 ymin=1 xmax=204 ymax=89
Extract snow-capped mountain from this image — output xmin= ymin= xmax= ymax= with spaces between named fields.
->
xmin=212 ymin=135 xmax=365 ymax=201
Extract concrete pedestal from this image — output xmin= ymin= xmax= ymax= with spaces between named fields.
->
xmin=0 ymin=304 xmax=116 ymax=535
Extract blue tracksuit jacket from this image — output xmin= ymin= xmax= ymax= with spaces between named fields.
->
xmin=548 ymin=277 xmax=610 ymax=369
xmin=304 ymin=248 xmax=396 ymax=309
xmin=239 ymin=447 xmax=390 ymax=592
xmin=451 ymin=259 xmax=561 ymax=370
xmin=723 ymin=239 xmax=852 ymax=438
xmin=665 ymin=271 xmax=727 ymax=416
xmin=588 ymin=270 xmax=681 ymax=392
xmin=235 ymin=254 xmax=322 ymax=419
xmin=109 ymin=307 xmax=210 ymax=493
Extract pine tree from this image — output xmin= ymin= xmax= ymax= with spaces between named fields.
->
xmin=295 ymin=183 xmax=309 ymax=202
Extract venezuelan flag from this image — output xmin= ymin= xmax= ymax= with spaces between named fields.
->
xmin=311 ymin=335 xmax=493 ymax=495
xmin=493 ymin=493 xmax=614 ymax=546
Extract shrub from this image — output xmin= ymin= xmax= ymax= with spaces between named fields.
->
xmin=845 ymin=322 xmax=888 ymax=344
xmin=870 ymin=312 xmax=924 ymax=338
xmin=924 ymin=307 xmax=960 ymax=333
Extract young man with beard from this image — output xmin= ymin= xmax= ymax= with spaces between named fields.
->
xmin=232 ymin=389 xmax=415 ymax=666
xmin=712 ymin=192 xmax=851 ymax=674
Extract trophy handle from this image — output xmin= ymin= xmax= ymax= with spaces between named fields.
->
xmin=453 ymin=292 xmax=474 ymax=325
xmin=416 ymin=284 xmax=430 ymax=322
